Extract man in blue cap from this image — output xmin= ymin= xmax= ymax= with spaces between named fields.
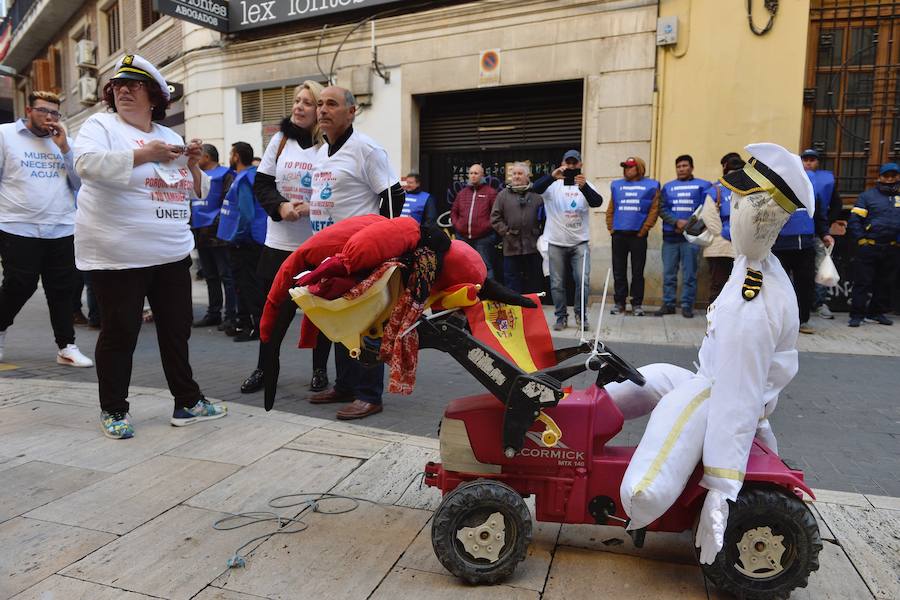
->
xmin=800 ymin=149 xmax=842 ymax=320
xmin=846 ymin=162 xmax=900 ymax=327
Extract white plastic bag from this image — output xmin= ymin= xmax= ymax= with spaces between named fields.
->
xmin=620 ymin=376 xmax=710 ymax=530
xmin=683 ymin=205 xmax=714 ymax=247
xmin=815 ymin=244 xmax=840 ymax=287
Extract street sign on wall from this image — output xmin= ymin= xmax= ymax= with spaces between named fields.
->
xmin=153 ymin=0 xmax=229 ymax=33
xmin=229 ymin=0 xmax=403 ymax=32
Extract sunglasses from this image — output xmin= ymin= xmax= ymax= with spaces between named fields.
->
xmin=111 ymin=80 xmax=146 ymax=92
xmin=31 ymin=106 xmax=61 ymax=119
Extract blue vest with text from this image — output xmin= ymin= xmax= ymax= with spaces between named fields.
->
xmin=401 ymin=190 xmax=431 ymax=223
xmin=192 ymin=165 xmax=231 ymax=228
xmin=807 ymin=169 xmax=835 ymax=218
xmin=661 ymin=177 xmax=711 ymax=236
xmin=707 ymin=184 xmax=732 ymax=241
xmin=217 ymin=168 xmax=267 ymax=244
xmin=778 ymin=205 xmax=815 ymax=237
xmin=610 ymin=177 xmax=659 ymax=231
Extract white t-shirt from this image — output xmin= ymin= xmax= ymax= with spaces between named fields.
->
xmin=73 ymin=112 xmax=196 ymax=270
xmin=541 ymin=179 xmax=599 ymax=246
xmin=0 ymin=120 xmax=77 ymax=228
xmin=309 ymin=129 xmax=396 ymax=233
xmin=258 ymin=132 xmax=321 ymax=251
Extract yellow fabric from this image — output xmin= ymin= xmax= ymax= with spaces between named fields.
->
xmin=480 ymin=301 xmax=538 ymax=373
xmin=858 ymin=238 xmax=874 ymax=246
xmin=115 ymin=66 xmax=153 ymax=79
xmin=703 ymin=466 xmax=745 ymax=481
xmin=426 ymin=284 xmax=480 ymax=310
xmin=851 ymin=206 xmax=868 ymax=218
xmin=742 ymin=163 xmax=797 ymax=215
xmin=634 ymin=387 xmax=711 ymax=494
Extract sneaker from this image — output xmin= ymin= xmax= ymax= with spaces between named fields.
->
xmin=552 ymin=317 xmax=567 ymax=331
xmin=100 ymin=411 xmax=134 ymax=439
xmin=233 ymin=328 xmax=259 ymax=342
xmin=57 ymin=344 xmax=93 ymax=368
xmin=654 ymin=305 xmax=676 ymax=317
xmin=310 ymin=368 xmax=329 ymax=392
xmin=682 ymin=306 xmax=694 ymax=319
xmin=799 ymin=322 xmax=815 ymax=334
xmin=192 ymin=313 xmax=222 ymax=328
xmin=610 ymin=304 xmax=625 ymax=315
xmin=865 ymin=314 xmax=894 ymax=326
xmin=632 ymin=305 xmax=645 ymax=317
xmin=816 ymin=304 xmax=834 ymax=319
xmin=171 ymin=397 xmax=227 ymax=427
xmin=217 ymin=318 xmax=234 ymax=332
xmin=574 ymin=317 xmax=590 ymax=331
xmin=848 ymin=317 xmax=862 ymax=328
xmin=72 ymin=310 xmax=89 ymax=326
xmin=0 ymin=330 xmax=5 ymax=362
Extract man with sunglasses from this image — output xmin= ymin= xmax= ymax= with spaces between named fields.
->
xmin=0 ymin=91 xmax=92 ymax=367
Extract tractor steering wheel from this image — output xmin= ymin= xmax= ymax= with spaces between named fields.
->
xmin=594 ymin=342 xmax=645 ymax=386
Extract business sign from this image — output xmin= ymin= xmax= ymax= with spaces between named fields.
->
xmin=154 ymin=0 xmax=229 ymax=33
xmin=230 ymin=0 xmax=404 ymax=32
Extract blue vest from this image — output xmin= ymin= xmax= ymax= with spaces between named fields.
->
xmin=806 ymin=169 xmax=835 ymax=219
xmin=661 ymin=177 xmax=711 ymax=235
xmin=217 ymin=167 xmax=267 ymax=244
xmin=779 ymin=206 xmax=815 ymax=237
xmin=610 ymin=177 xmax=659 ymax=231
xmin=192 ymin=165 xmax=231 ymax=228
xmin=707 ymin=184 xmax=732 ymax=241
xmin=401 ymin=190 xmax=431 ymax=223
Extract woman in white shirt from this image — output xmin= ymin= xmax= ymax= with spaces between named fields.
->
xmin=74 ymin=54 xmax=226 ymax=439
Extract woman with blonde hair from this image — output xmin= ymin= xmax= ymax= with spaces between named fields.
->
xmin=239 ymin=80 xmax=330 ymax=394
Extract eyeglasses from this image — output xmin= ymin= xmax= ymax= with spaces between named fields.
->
xmin=30 ymin=106 xmax=61 ymax=118
xmin=111 ymin=80 xmax=145 ymax=92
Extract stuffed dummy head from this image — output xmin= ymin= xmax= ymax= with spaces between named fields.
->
xmin=720 ymin=143 xmax=814 ymax=262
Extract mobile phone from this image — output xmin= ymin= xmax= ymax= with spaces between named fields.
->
xmin=170 ymin=144 xmax=188 ymax=154
xmin=563 ymin=168 xmax=581 ymax=186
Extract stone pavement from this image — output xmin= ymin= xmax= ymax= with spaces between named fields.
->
xmin=1 ymin=378 xmax=898 ymax=600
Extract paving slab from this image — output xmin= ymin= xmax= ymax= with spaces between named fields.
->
xmin=370 ymin=567 xmax=539 ymax=599
xmin=812 ymin=488 xmax=874 ymax=508
xmin=0 ymin=400 xmax=104 ymax=431
xmin=557 ymin=523 xmax=697 ymax=565
xmin=808 ymin=503 xmax=835 ymax=542
xmin=814 ymin=503 xmax=900 ymax=600
xmin=0 ymin=423 xmax=99 ymax=465
xmin=283 ymin=427 xmax=389 ymax=459
xmin=542 ymin=547 xmax=713 ymax=599
xmin=398 ymin=516 xmax=560 ymax=592
xmin=186 ymin=448 xmax=359 ymax=516
xmin=60 ymin=505 xmax=271 ymax=600
xmin=25 ymin=455 xmax=237 ymax=535
xmin=193 ymin=587 xmax=271 ymax=600
xmin=10 ymin=575 xmax=158 ymax=600
xmin=0 ymin=461 xmax=110 ymax=524
xmin=42 ymin=417 xmax=218 ymax=473
xmin=217 ymin=502 xmax=430 ymax=600
xmin=0 ymin=518 xmax=116 ymax=599
xmin=321 ymin=421 xmax=410 ymax=443
xmin=166 ymin=413 xmax=313 ymax=466
xmin=331 ymin=442 xmax=438 ymax=506
xmin=865 ymin=494 xmax=900 ymax=512
xmin=790 ymin=541 xmax=875 ymax=599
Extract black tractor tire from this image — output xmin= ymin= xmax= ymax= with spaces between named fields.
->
xmin=431 ymin=479 xmax=532 ymax=584
xmin=701 ymin=486 xmax=822 ymax=600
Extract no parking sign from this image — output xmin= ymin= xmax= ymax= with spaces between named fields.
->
xmin=479 ymin=48 xmax=501 ymax=87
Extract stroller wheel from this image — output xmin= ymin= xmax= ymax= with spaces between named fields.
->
xmin=700 ymin=486 xmax=822 ymax=600
xmin=431 ymin=479 xmax=532 ymax=584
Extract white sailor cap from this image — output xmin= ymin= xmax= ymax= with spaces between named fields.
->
xmin=721 ymin=142 xmax=815 ymax=217
xmin=111 ymin=54 xmax=171 ymax=101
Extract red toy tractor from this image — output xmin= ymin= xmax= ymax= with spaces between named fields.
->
xmin=414 ymin=311 xmax=822 ymax=600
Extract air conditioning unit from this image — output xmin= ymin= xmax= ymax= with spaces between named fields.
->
xmin=75 ymin=39 xmax=96 ymax=67
xmin=77 ymin=76 xmax=97 ymax=105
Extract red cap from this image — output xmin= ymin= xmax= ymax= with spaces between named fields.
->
xmin=620 ymin=158 xmax=637 ymax=167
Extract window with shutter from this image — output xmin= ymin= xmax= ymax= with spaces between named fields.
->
xmin=32 ymin=59 xmax=52 ymax=91
xmin=240 ymin=86 xmax=301 ymax=123
xmin=106 ymin=3 xmax=121 ymax=55
xmin=140 ymin=0 xmax=161 ymax=30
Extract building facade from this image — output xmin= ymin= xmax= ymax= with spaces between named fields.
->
xmin=3 ymin=0 xmax=896 ymax=303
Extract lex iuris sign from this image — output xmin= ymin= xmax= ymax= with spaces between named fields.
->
xmin=230 ymin=0 xmax=403 ymax=32
xmin=153 ymin=0 xmax=229 ymax=33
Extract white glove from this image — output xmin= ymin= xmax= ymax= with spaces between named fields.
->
xmin=696 ymin=489 xmax=729 ymax=564
xmin=755 ymin=418 xmax=778 ymax=454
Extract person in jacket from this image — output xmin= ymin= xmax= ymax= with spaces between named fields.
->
xmin=533 ymin=150 xmax=603 ymax=330
xmin=491 ymin=162 xmax=544 ymax=293
xmin=450 ymin=163 xmax=498 ymax=278
xmin=401 ymin=171 xmax=437 ymax=225
xmin=772 ymin=152 xmax=834 ymax=334
xmin=192 ymin=144 xmax=236 ymax=330
xmin=656 ymin=155 xmax=711 ymax=318
xmin=801 ymin=149 xmax=843 ymax=319
xmin=700 ymin=156 xmax=743 ymax=303
xmin=846 ymin=162 xmax=900 ymax=327
xmin=605 ymin=156 xmax=660 ymax=316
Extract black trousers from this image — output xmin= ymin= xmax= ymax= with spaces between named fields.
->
xmin=773 ymin=247 xmax=816 ymax=324
xmin=198 ymin=245 xmax=236 ymax=320
xmin=0 ymin=231 xmax=76 ymax=349
xmin=850 ymin=245 xmax=898 ymax=319
xmin=611 ymin=232 xmax=648 ymax=306
xmin=255 ymin=245 xmax=332 ymax=371
xmin=91 ymin=256 xmax=201 ymax=414
xmin=230 ymin=243 xmax=264 ymax=329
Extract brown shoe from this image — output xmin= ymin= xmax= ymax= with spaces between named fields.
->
xmin=336 ymin=399 xmax=383 ymax=420
xmin=72 ymin=310 xmax=89 ymax=326
xmin=308 ymin=388 xmax=355 ymax=404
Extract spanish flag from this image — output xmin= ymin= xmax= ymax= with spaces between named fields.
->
xmin=464 ymin=294 xmax=556 ymax=372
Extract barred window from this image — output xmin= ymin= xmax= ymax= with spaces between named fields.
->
xmin=106 ymin=3 xmax=121 ymax=55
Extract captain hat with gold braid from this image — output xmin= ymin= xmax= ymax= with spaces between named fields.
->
xmin=110 ymin=54 xmax=171 ymax=101
xmin=720 ymin=143 xmax=815 ymax=217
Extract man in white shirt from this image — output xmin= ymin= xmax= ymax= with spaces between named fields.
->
xmin=0 ymin=91 xmax=92 ymax=367
xmin=307 ymin=85 xmax=405 ymax=420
